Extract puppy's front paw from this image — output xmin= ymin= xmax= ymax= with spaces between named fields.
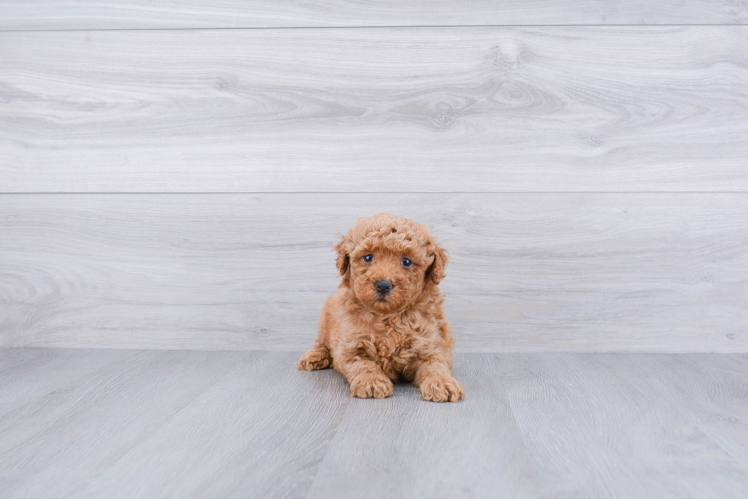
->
xmin=296 ymin=349 xmax=332 ymax=371
xmin=420 ymin=376 xmax=465 ymax=402
xmin=350 ymin=373 xmax=394 ymax=399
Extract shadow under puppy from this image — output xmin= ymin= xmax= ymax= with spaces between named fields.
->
xmin=297 ymin=213 xmax=464 ymax=402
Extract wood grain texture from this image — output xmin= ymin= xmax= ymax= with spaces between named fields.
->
xmin=0 ymin=348 xmax=130 ymax=418
xmin=1 ymin=349 xmax=747 ymax=497
xmin=0 ymin=0 xmax=746 ymax=30
xmin=311 ymin=353 xmax=748 ymax=498
xmin=1 ymin=193 xmax=746 ymax=352
xmin=500 ymin=353 xmax=748 ymax=497
xmin=307 ymin=353 xmax=544 ymax=498
xmin=617 ymin=354 xmax=748 ymax=471
xmin=67 ymin=351 xmax=351 ymax=498
xmin=0 ymin=349 xmax=249 ymax=496
xmin=2 ymin=27 xmax=748 ymax=192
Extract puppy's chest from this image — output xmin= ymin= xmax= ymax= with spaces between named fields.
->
xmin=371 ymin=317 xmax=428 ymax=361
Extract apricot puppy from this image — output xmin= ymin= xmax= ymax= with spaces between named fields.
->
xmin=297 ymin=213 xmax=464 ymax=402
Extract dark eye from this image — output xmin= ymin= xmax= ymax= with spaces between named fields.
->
xmin=401 ymin=257 xmax=412 ymax=268
xmin=363 ymin=254 xmax=374 ymax=263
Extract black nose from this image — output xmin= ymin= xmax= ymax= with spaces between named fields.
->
xmin=375 ymin=280 xmax=393 ymax=294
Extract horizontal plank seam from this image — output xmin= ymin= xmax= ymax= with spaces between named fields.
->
xmin=0 ymin=347 xmax=743 ymax=354
xmin=1 ymin=24 xmax=747 ymax=33
xmin=3 ymin=191 xmax=748 ymax=195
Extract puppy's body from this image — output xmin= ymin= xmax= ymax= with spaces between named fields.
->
xmin=298 ymin=213 xmax=464 ymax=402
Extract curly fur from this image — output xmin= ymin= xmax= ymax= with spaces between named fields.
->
xmin=297 ymin=213 xmax=464 ymax=402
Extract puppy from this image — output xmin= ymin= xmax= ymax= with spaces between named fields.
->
xmin=297 ymin=213 xmax=464 ymax=402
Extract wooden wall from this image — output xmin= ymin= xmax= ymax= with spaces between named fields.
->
xmin=1 ymin=2 xmax=747 ymax=351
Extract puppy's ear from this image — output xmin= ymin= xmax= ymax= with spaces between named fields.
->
xmin=426 ymin=243 xmax=449 ymax=285
xmin=334 ymin=235 xmax=352 ymax=284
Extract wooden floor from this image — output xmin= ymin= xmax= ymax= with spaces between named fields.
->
xmin=1 ymin=348 xmax=747 ymax=498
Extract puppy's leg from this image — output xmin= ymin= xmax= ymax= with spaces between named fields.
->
xmin=297 ymin=294 xmax=337 ymax=371
xmin=339 ymin=358 xmax=393 ymax=399
xmin=297 ymin=343 xmax=332 ymax=371
xmin=414 ymin=360 xmax=464 ymax=402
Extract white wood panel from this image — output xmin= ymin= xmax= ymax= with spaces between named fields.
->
xmin=0 ymin=0 xmax=746 ymax=30
xmin=1 ymin=193 xmax=746 ymax=352
xmin=2 ymin=27 xmax=748 ymax=192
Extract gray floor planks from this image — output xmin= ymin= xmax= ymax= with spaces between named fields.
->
xmin=0 ymin=349 xmax=747 ymax=498
xmin=502 ymin=353 xmax=748 ymax=498
xmin=0 ymin=0 xmax=746 ymax=30
xmin=0 ymin=348 xmax=131 ymax=418
xmin=2 ymin=27 xmax=748 ymax=192
xmin=624 ymin=354 xmax=748 ymax=471
xmin=0 ymin=350 xmax=249 ymax=497
xmin=68 ymin=351 xmax=351 ymax=498
xmin=2 ymin=193 xmax=747 ymax=352
xmin=306 ymin=353 xmax=544 ymax=498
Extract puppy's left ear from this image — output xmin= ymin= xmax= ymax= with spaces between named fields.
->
xmin=426 ymin=243 xmax=449 ymax=285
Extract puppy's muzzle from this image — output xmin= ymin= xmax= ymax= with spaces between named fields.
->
xmin=375 ymin=280 xmax=393 ymax=296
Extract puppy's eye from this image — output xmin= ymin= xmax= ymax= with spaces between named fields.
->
xmin=363 ymin=254 xmax=374 ymax=263
xmin=401 ymin=257 xmax=412 ymax=268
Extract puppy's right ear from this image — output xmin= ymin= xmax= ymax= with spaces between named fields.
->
xmin=334 ymin=235 xmax=352 ymax=284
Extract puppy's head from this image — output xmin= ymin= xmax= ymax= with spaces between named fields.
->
xmin=335 ymin=213 xmax=448 ymax=313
